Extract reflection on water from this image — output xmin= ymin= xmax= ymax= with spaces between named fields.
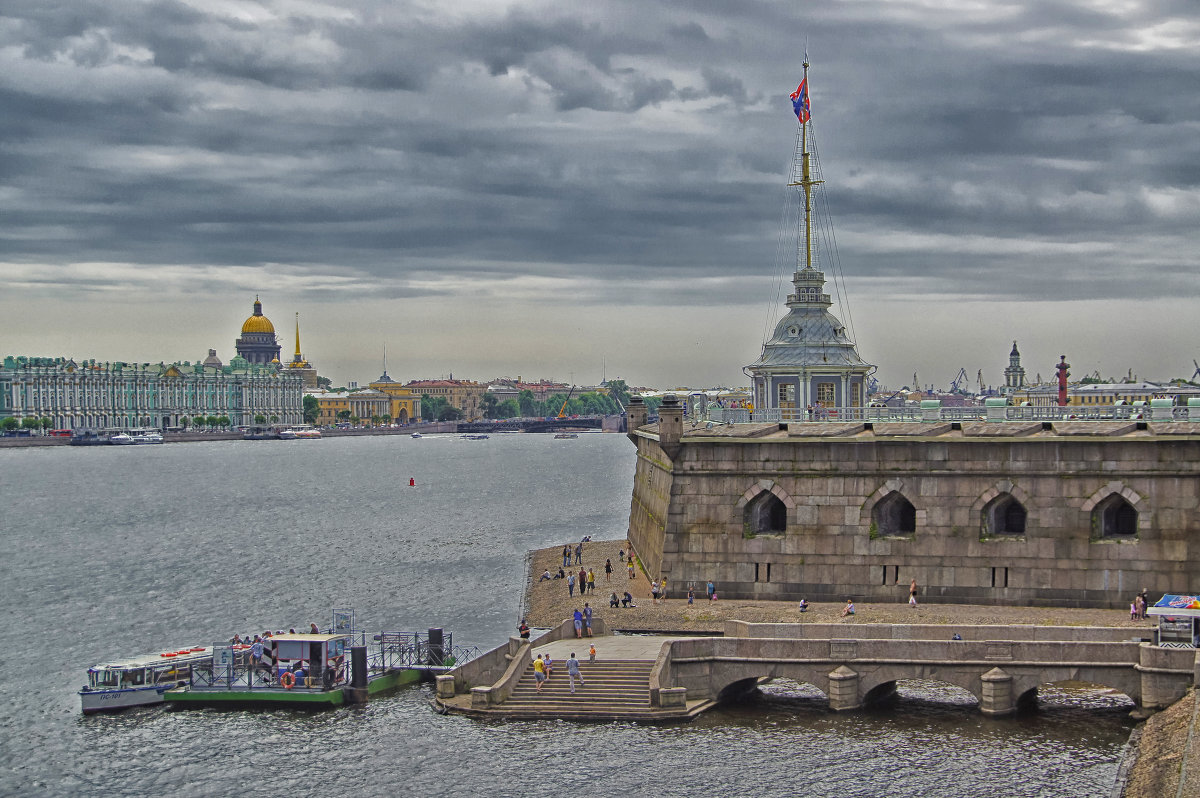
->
xmin=0 ymin=435 xmax=1133 ymax=798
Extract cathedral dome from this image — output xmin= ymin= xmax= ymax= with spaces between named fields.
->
xmin=241 ymin=297 xmax=275 ymax=334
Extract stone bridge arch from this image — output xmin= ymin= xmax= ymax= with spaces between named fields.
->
xmin=708 ymin=659 xmax=831 ymax=703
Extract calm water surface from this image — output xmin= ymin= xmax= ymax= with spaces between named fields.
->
xmin=0 ymin=433 xmax=1133 ymax=797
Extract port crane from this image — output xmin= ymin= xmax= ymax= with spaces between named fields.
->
xmin=556 ymin=386 xmax=576 ymax=418
xmin=949 ymin=368 xmax=969 ymax=394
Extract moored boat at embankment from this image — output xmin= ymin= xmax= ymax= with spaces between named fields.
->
xmin=80 ymin=646 xmax=213 ymax=714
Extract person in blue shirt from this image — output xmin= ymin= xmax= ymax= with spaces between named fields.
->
xmin=573 ymin=608 xmax=583 ymax=638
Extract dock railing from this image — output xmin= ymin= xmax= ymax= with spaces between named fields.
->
xmin=702 ymin=401 xmax=1195 ymax=426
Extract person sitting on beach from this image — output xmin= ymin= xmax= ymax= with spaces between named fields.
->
xmin=842 ymin=599 xmax=855 ymax=617
xmin=539 ymin=569 xmax=552 ymax=581
xmin=798 ymin=598 xmax=809 ymax=613
xmin=622 ymin=591 xmax=635 ymax=608
xmin=609 ymin=592 xmax=620 ymax=608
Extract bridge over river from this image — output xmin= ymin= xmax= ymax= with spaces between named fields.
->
xmin=437 ymin=620 xmax=1199 ymax=721
xmin=456 ymin=415 xmax=618 ymax=434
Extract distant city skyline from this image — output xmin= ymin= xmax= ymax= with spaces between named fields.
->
xmin=2 ymin=1 xmax=1196 ymax=390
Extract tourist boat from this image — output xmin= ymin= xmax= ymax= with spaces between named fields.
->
xmin=130 ymin=430 xmax=164 ymax=444
xmin=411 ymin=432 xmax=422 ymax=438
xmin=243 ymin=425 xmax=280 ymax=440
xmin=463 ymin=434 xmax=489 ymax=440
xmin=276 ymin=428 xmax=298 ymax=439
xmin=554 ymin=432 xmax=578 ymax=439
xmin=108 ymin=432 xmax=135 ymax=445
xmin=292 ymin=427 xmax=321 ymax=439
xmin=80 ymin=645 xmax=213 ymax=714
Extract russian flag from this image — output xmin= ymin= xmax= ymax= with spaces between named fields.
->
xmin=791 ymin=79 xmax=810 ymax=123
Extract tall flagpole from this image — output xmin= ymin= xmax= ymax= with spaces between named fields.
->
xmin=788 ymin=56 xmax=822 ymax=272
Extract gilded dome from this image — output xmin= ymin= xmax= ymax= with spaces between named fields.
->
xmin=241 ymin=297 xmax=275 ymax=334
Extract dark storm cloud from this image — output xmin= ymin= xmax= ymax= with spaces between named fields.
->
xmin=0 ymin=0 xmax=1196 ymax=318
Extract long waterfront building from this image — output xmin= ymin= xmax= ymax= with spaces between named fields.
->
xmin=0 ymin=355 xmax=303 ymax=430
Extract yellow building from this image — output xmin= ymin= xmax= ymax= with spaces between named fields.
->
xmin=369 ymin=371 xmax=422 ymax=424
xmin=405 ymin=378 xmax=486 ymax=421
xmin=307 ymin=389 xmax=390 ymax=426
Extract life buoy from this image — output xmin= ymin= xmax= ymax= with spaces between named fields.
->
xmin=281 ymin=671 xmax=295 ymax=690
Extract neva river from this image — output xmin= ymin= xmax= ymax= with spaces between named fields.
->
xmin=0 ymin=433 xmax=1133 ymax=797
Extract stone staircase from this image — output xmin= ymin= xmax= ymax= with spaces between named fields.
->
xmin=485 ymin=659 xmax=690 ymax=721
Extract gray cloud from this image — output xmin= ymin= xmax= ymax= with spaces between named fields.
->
xmin=0 ymin=0 xmax=1197 ymax=388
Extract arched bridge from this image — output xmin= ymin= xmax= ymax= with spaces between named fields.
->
xmin=649 ymin=623 xmax=1197 ymax=716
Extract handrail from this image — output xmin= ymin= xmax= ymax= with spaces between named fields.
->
xmin=700 ymin=403 xmax=1192 ymax=425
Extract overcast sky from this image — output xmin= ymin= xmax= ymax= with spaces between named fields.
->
xmin=2 ymin=0 xmax=1197 ymax=390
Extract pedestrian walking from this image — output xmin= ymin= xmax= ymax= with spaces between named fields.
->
xmin=573 ymin=607 xmax=584 ymax=638
xmin=562 ymin=545 xmax=571 ymax=568
xmin=574 ymin=543 xmax=583 ymax=565
xmin=589 ymin=643 xmax=596 ymax=662
xmin=661 ymin=577 xmax=668 ymax=601
xmin=578 ymin=567 xmax=587 ymax=591
xmin=687 ymin=587 xmax=695 ymax=605
xmin=1139 ymin=588 xmax=1150 ymax=619
xmin=567 ymin=572 xmax=576 ymax=597
xmin=533 ymin=654 xmax=547 ymax=693
xmin=627 ymin=562 xmax=635 ymax=579
xmin=651 ymin=580 xmax=660 ymax=604
xmin=587 ymin=568 xmax=596 ymax=594
xmin=583 ymin=603 xmax=593 ymax=637
xmin=566 ymin=652 xmax=584 ymax=694
xmin=604 ymin=559 xmax=613 ymax=582
xmin=706 ymin=580 xmax=715 ymax=600
xmin=909 ymin=579 xmax=919 ymax=608
xmin=1130 ymin=599 xmax=1138 ymax=620
xmin=618 ymin=548 xmax=625 ymax=562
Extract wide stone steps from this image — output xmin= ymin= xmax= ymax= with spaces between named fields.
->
xmin=495 ymin=659 xmax=680 ymax=719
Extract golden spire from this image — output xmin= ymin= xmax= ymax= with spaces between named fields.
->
xmin=294 ymin=312 xmax=302 ymax=359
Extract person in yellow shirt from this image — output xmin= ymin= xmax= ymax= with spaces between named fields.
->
xmin=533 ymin=654 xmax=547 ymax=693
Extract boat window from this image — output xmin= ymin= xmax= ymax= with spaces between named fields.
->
xmin=96 ymin=670 xmax=119 ymax=687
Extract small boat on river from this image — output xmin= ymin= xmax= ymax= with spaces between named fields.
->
xmin=80 ymin=646 xmax=213 ymax=714
xmin=108 ymin=432 xmax=134 ymax=445
xmin=130 ymin=429 xmax=163 ymax=444
xmin=554 ymin=432 xmax=578 ymax=439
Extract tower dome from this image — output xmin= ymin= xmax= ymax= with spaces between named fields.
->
xmin=234 ymin=296 xmax=282 ymax=365
xmin=241 ymin=297 xmax=276 ymax=334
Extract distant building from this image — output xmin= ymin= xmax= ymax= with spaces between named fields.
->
xmin=0 ymin=354 xmax=302 ymax=430
xmin=283 ymin=313 xmax=319 ymax=389
xmin=368 ymin=370 xmax=421 ymax=424
xmin=306 ymin=388 xmax=391 ymax=426
xmin=1001 ymin=340 xmax=1026 ymax=396
xmin=234 ymin=297 xmax=282 ymax=365
xmin=1012 ymin=381 xmax=1200 ymax=407
xmin=406 ymin=378 xmax=486 ymax=421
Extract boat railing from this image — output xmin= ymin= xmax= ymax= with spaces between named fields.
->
xmin=187 ymin=646 xmax=351 ymax=691
xmin=370 ymin=630 xmax=468 ymax=670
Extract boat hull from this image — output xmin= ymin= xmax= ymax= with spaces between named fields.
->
xmin=80 ymin=685 xmax=173 ymax=714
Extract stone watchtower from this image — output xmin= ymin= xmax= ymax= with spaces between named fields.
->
xmin=1002 ymin=340 xmax=1026 ymax=396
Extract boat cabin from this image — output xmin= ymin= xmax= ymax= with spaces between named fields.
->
xmin=86 ymin=647 xmax=212 ymax=690
xmin=1148 ymin=594 xmax=1200 ymax=648
xmin=268 ymin=633 xmax=349 ymax=687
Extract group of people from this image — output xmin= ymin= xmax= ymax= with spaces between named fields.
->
xmin=532 ymin=645 xmax=596 ymax=694
xmin=608 ymin=590 xmax=636 ymax=608
xmin=1131 ymin=589 xmax=1151 ymax=620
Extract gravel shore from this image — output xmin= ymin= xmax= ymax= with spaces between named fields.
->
xmin=521 ymin=538 xmax=1154 ymax=632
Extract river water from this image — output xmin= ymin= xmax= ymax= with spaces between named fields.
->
xmin=0 ymin=433 xmax=1133 ymax=797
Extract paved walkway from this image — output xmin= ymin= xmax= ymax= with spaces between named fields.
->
xmin=532 ymin=634 xmax=691 ymax=662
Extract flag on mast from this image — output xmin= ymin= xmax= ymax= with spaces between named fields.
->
xmin=790 ymin=79 xmax=810 ymax=123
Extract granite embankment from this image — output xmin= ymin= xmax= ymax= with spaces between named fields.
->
xmin=522 ymin=538 xmax=1196 ymax=797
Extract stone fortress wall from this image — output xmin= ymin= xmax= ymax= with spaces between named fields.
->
xmin=626 ymin=396 xmax=1200 ymax=608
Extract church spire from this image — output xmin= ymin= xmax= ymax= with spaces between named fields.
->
xmin=294 ymin=312 xmax=302 ymax=360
